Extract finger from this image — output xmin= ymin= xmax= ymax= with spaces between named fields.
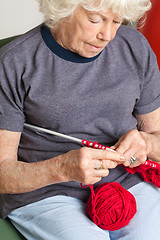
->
xmin=110 ymin=145 xmax=116 ymax=150
xmin=101 ymin=160 xmax=118 ymax=169
xmin=92 ymin=160 xmax=103 ymax=169
xmin=94 ymin=168 xmax=110 ymax=178
xmin=91 ymin=148 xmax=125 ymax=162
xmin=122 ymin=147 xmax=147 ymax=166
xmin=122 ymin=148 xmax=136 ymax=166
xmin=93 ymin=159 xmax=118 ymax=170
xmin=115 ymin=140 xmax=130 ymax=154
xmin=111 ymin=139 xmax=123 ymax=152
xmin=128 ymin=155 xmax=147 ymax=168
xmin=115 ymin=132 xmax=136 ymax=154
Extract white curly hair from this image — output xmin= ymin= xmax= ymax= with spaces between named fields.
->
xmin=37 ymin=0 xmax=151 ymax=28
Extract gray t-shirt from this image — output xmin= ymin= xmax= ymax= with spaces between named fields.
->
xmin=0 ymin=24 xmax=160 ymax=218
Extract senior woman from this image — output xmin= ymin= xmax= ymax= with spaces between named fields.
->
xmin=0 ymin=0 xmax=160 ymax=239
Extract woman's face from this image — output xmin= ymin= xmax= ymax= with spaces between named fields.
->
xmin=51 ymin=7 xmax=123 ymax=58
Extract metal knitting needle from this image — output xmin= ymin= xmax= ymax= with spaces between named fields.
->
xmin=24 ymin=123 xmax=115 ymax=151
xmin=24 ymin=124 xmax=160 ymax=187
xmin=24 ymin=123 xmax=83 ymax=145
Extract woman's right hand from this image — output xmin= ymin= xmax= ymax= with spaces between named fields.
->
xmin=57 ymin=147 xmax=125 ymax=185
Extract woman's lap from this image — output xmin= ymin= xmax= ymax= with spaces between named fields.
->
xmin=8 ymin=182 xmax=160 ymax=240
xmin=8 ymin=195 xmax=110 ymax=240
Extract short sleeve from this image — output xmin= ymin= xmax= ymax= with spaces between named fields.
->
xmin=0 ymin=46 xmax=25 ymax=132
xmin=134 ymin=37 xmax=160 ymax=115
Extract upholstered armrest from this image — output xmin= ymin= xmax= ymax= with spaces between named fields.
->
xmin=0 ymin=217 xmax=26 ymax=240
xmin=0 ymin=35 xmax=20 ymax=48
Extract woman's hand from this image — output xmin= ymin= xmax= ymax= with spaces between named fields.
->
xmin=111 ymin=129 xmax=152 ymax=168
xmin=57 ymin=147 xmax=125 ymax=185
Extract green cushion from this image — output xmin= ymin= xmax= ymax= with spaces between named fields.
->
xmin=0 ymin=35 xmax=26 ymax=239
xmin=0 ymin=218 xmax=26 ymax=240
xmin=0 ymin=35 xmax=20 ymax=48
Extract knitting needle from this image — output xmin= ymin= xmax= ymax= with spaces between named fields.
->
xmin=24 ymin=123 xmax=114 ymax=151
xmin=24 ymin=123 xmax=83 ymax=145
xmin=24 ymin=124 xmax=160 ymax=188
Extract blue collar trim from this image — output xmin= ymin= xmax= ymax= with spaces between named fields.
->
xmin=40 ymin=24 xmax=101 ymax=63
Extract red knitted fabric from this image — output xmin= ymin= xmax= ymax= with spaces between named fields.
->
xmin=86 ymin=182 xmax=137 ymax=231
xmin=125 ymin=160 xmax=160 ymax=188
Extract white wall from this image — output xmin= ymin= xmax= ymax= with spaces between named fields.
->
xmin=0 ymin=0 xmax=43 ymax=39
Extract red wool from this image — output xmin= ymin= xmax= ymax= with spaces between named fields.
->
xmin=83 ymin=160 xmax=160 ymax=231
xmin=81 ymin=140 xmax=160 ymax=230
xmin=125 ymin=160 xmax=160 ymax=188
xmin=86 ymin=182 xmax=137 ymax=231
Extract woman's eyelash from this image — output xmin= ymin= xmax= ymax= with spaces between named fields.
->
xmin=91 ymin=20 xmax=101 ymax=23
xmin=89 ymin=19 xmax=121 ymax=24
xmin=113 ymin=20 xmax=122 ymax=24
xmin=89 ymin=18 xmax=102 ymax=24
xmin=88 ymin=16 xmax=122 ymax=24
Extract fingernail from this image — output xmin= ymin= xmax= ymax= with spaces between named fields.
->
xmin=110 ymin=146 xmax=116 ymax=149
xmin=124 ymin=161 xmax=130 ymax=167
xmin=120 ymin=156 xmax=126 ymax=161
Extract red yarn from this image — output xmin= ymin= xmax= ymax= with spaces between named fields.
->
xmin=86 ymin=182 xmax=137 ymax=231
xmin=125 ymin=160 xmax=160 ymax=188
xmin=81 ymin=140 xmax=160 ymax=230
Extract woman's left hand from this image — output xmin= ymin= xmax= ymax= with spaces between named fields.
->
xmin=111 ymin=129 xmax=151 ymax=167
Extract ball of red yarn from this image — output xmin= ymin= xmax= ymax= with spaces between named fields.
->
xmin=86 ymin=182 xmax=137 ymax=231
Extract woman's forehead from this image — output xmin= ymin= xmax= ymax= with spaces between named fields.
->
xmin=75 ymin=6 xmax=121 ymax=20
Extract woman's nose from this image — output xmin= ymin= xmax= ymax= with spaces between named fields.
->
xmin=97 ymin=24 xmax=116 ymax=42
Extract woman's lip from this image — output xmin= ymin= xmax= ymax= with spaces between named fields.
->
xmin=88 ymin=44 xmax=103 ymax=51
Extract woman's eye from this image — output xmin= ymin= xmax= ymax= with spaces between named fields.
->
xmin=89 ymin=18 xmax=102 ymax=24
xmin=113 ymin=20 xmax=122 ymax=24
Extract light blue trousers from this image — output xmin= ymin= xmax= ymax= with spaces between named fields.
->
xmin=8 ymin=182 xmax=160 ymax=240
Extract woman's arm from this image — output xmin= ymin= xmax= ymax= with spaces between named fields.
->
xmin=0 ymin=129 xmax=66 ymax=194
xmin=0 ymin=128 xmax=124 ymax=194
xmin=136 ymin=107 xmax=160 ymax=162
